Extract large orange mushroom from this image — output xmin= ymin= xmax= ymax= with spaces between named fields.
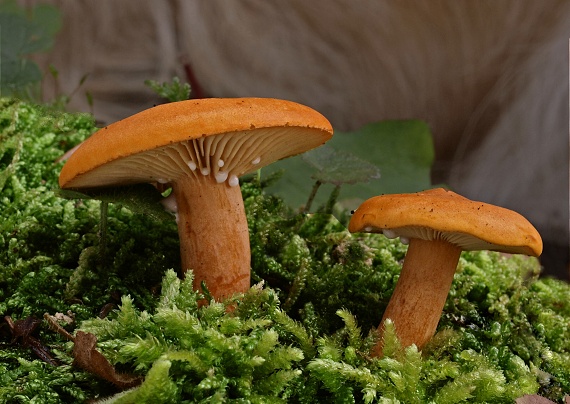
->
xmin=348 ymin=188 xmax=542 ymax=356
xmin=59 ymin=98 xmax=333 ymax=300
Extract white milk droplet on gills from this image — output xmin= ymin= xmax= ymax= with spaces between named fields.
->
xmin=228 ymin=175 xmax=239 ymax=187
xmin=215 ymin=171 xmax=229 ymax=183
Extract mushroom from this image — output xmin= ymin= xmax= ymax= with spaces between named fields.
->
xmin=59 ymin=98 xmax=333 ymax=300
xmin=348 ymin=188 xmax=542 ymax=355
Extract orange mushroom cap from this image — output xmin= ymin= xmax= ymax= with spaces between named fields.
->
xmin=349 ymin=188 xmax=542 ymax=257
xmin=59 ymin=98 xmax=333 ymax=189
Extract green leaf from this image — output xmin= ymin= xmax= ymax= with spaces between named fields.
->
xmin=0 ymin=2 xmax=61 ymax=97
xmin=303 ymin=145 xmax=380 ymax=186
xmin=263 ymin=120 xmax=434 ymax=211
xmin=56 ymin=184 xmax=175 ymax=222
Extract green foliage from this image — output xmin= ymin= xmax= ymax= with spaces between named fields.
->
xmin=307 ymin=316 xmax=539 ymax=403
xmin=57 ymin=184 xmax=175 ymax=223
xmin=246 ymin=197 xmax=407 ymax=335
xmin=436 ymin=253 xmax=570 ymax=400
xmin=0 ymin=0 xmax=61 ymax=98
xmin=264 ymin=120 xmax=435 ymax=213
xmin=144 ymin=77 xmax=191 ymax=102
xmin=301 ymin=144 xmax=381 ymax=214
xmin=0 ymin=358 xmax=105 ymax=403
xmin=0 ymin=99 xmax=179 ymax=320
xmin=304 ymin=145 xmax=380 ymax=187
xmin=1 ymin=98 xmax=569 ymax=402
xmin=79 ymin=270 xmax=306 ymax=402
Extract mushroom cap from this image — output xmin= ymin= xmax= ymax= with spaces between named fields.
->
xmin=348 ymin=188 xmax=543 ymax=257
xmin=59 ymin=98 xmax=333 ymax=189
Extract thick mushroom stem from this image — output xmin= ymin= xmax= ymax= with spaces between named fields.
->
xmin=173 ymin=175 xmax=251 ymax=300
xmin=372 ymin=238 xmax=461 ymax=356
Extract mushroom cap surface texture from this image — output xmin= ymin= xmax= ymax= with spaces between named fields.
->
xmin=59 ymin=98 xmax=333 ymax=189
xmin=348 ymin=188 xmax=543 ymax=257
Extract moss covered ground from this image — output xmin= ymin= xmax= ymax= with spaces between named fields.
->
xmin=0 ymin=98 xmax=569 ymax=403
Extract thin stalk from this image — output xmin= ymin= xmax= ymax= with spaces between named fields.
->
xmin=283 ymin=260 xmax=309 ymax=311
xmin=304 ymin=180 xmax=322 ymax=214
xmin=324 ymin=185 xmax=341 ymax=214
xmin=98 ymin=201 xmax=109 ymax=264
xmin=256 ymin=168 xmax=262 ymax=186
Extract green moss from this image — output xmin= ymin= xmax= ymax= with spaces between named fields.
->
xmin=1 ymin=98 xmax=569 ymax=402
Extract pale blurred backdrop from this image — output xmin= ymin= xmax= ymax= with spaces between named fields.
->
xmin=18 ymin=0 xmax=570 ymax=278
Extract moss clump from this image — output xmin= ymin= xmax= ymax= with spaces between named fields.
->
xmin=77 ymin=270 xmax=307 ymax=402
xmin=0 ymin=98 xmax=569 ymax=402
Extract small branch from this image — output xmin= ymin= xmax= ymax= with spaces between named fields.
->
xmin=44 ymin=313 xmax=75 ymax=342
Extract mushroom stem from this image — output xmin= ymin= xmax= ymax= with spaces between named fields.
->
xmin=373 ymin=238 xmax=461 ymax=356
xmin=173 ymin=175 xmax=251 ymax=300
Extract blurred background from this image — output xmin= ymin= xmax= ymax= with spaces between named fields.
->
xmin=8 ymin=0 xmax=570 ymax=278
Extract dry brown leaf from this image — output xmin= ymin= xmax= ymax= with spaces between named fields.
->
xmin=44 ymin=313 xmax=141 ymax=389
xmin=516 ymin=395 xmax=556 ymax=404
xmin=72 ymin=331 xmax=142 ymax=389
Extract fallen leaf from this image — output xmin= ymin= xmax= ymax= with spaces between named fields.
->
xmin=72 ymin=331 xmax=142 ymax=389
xmin=3 ymin=316 xmax=58 ymax=365
xmin=515 ymin=395 xmax=556 ymax=404
xmin=44 ymin=313 xmax=142 ymax=390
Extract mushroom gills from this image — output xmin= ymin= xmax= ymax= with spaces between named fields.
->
xmin=66 ymin=127 xmax=316 ymax=189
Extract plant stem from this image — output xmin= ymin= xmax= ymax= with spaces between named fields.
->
xmin=324 ymin=185 xmax=341 ymax=214
xmin=283 ymin=261 xmax=309 ymax=311
xmin=256 ymin=168 xmax=262 ymax=186
xmin=304 ymin=180 xmax=322 ymax=214
xmin=99 ymin=201 xmax=109 ymax=264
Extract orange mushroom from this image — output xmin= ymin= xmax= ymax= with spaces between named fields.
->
xmin=348 ymin=188 xmax=542 ymax=356
xmin=59 ymin=98 xmax=333 ymax=301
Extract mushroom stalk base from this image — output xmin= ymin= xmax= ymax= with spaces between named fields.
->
xmin=173 ymin=176 xmax=250 ymax=301
xmin=373 ymin=238 xmax=461 ymax=356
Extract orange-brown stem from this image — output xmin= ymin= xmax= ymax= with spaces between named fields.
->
xmin=372 ymin=238 xmax=461 ymax=356
xmin=173 ymin=176 xmax=251 ymax=301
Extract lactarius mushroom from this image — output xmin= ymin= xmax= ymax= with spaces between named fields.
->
xmin=59 ymin=98 xmax=333 ymax=300
xmin=348 ymin=188 xmax=542 ymax=355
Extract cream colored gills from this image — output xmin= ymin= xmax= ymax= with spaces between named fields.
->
xmin=67 ymin=126 xmax=315 ymax=188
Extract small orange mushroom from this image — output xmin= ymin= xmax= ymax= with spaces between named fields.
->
xmin=348 ymin=188 xmax=542 ymax=356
